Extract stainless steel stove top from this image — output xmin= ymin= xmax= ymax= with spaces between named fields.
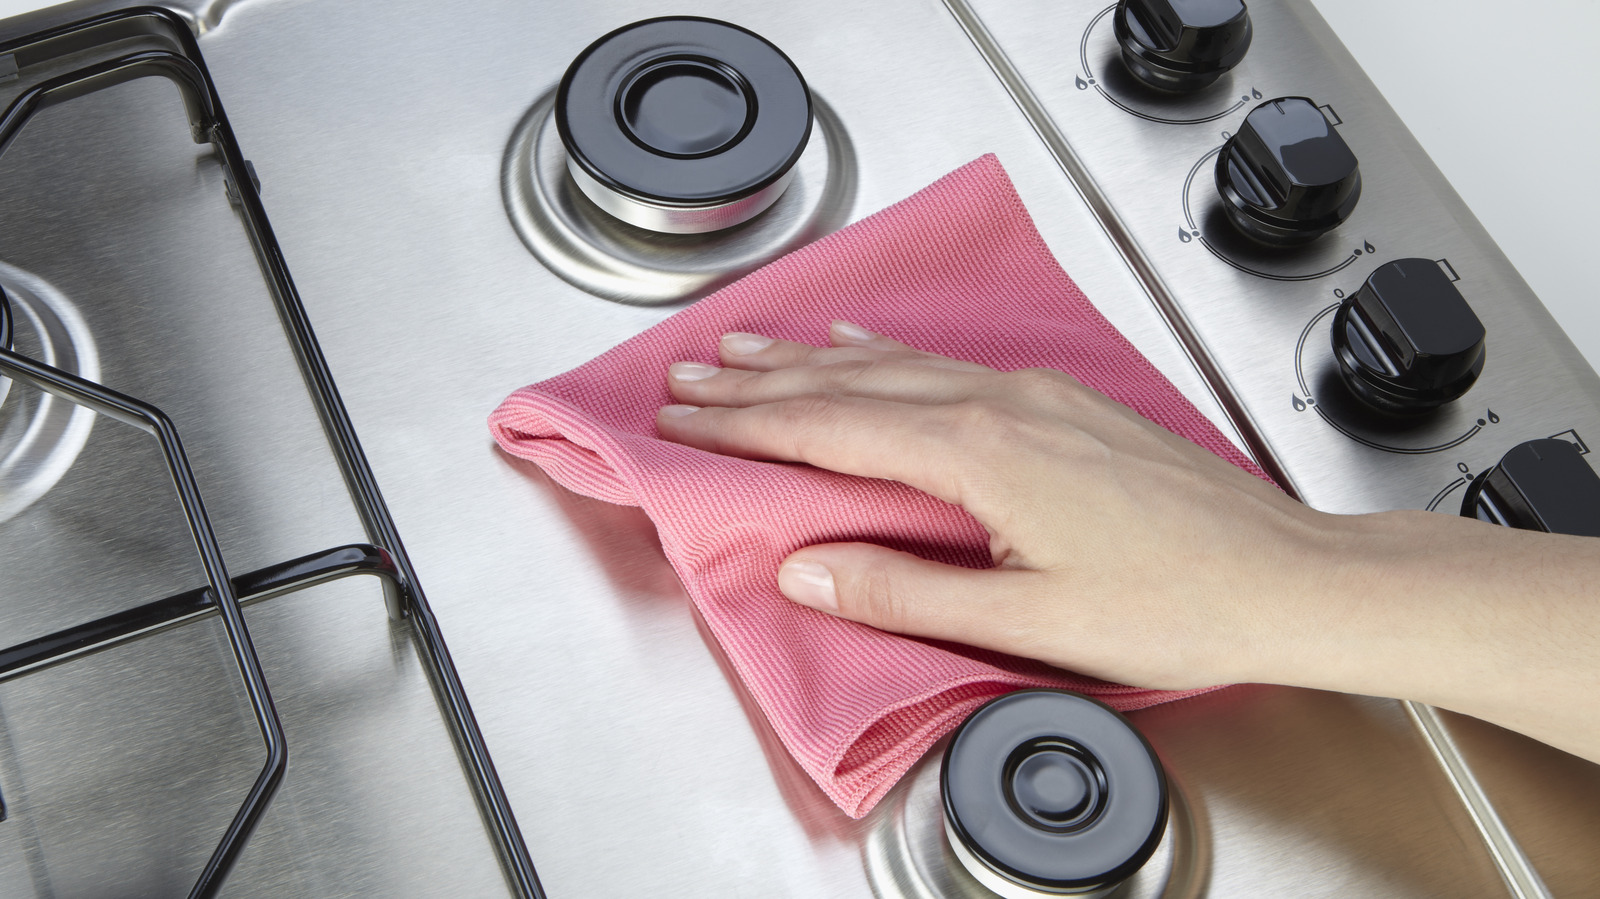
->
xmin=1 ymin=1 xmax=1596 ymax=897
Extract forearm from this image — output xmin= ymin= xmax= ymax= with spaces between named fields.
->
xmin=1264 ymin=508 xmax=1600 ymax=762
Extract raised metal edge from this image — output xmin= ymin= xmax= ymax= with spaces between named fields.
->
xmin=1405 ymin=701 xmax=1553 ymax=899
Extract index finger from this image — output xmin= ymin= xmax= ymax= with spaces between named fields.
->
xmin=657 ymin=394 xmax=971 ymax=506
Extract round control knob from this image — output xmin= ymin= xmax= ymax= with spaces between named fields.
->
xmin=942 ymin=690 xmax=1167 ymax=898
xmin=1331 ymin=258 xmax=1486 ymax=415
xmin=1215 ymin=97 xmax=1360 ymax=246
xmin=1462 ymin=439 xmax=1600 ymax=537
xmin=1114 ymin=0 xmax=1253 ymax=92
xmin=556 ymin=17 xmax=812 ymax=234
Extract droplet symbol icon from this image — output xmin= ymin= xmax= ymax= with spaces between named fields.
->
xmin=1075 ymin=75 xmax=1089 ymax=90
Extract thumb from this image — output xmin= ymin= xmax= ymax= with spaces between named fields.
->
xmin=777 ymin=543 xmax=1032 ymax=647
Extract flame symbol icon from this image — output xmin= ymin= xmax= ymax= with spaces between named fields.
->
xmin=1179 ymin=228 xmax=1193 ymax=243
xmin=1292 ymin=395 xmax=1307 ymax=412
xmin=1364 ymin=240 xmax=1376 ymax=254
xmin=1252 ymin=87 xmax=1262 ymax=99
xmin=1488 ymin=409 xmax=1500 ymax=424
xmin=1075 ymin=75 xmax=1089 ymax=90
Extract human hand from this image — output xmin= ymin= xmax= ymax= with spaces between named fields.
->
xmin=654 ymin=321 xmax=1370 ymax=692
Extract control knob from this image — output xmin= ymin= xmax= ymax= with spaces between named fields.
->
xmin=1215 ymin=97 xmax=1360 ymax=246
xmin=1115 ymin=0 xmax=1253 ymax=92
xmin=1462 ymin=439 xmax=1600 ymax=537
xmin=1332 ymin=258 xmax=1486 ymax=415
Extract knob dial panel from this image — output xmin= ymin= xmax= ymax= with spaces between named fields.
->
xmin=1215 ymin=97 xmax=1361 ymax=246
xmin=1462 ymin=439 xmax=1600 ymax=537
xmin=1332 ymin=258 xmax=1486 ymax=415
xmin=1114 ymin=0 xmax=1253 ymax=92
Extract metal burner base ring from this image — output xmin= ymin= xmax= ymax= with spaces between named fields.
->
xmin=0 ymin=262 xmax=100 ymax=524
xmin=865 ymin=742 xmax=1209 ymax=899
xmin=502 ymin=87 xmax=856 ymax=306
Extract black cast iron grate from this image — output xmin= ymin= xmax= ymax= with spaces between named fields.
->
xmin=0 ymin=8 xmax=545 ymax=898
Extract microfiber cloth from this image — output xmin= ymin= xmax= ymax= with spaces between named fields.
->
xmin=488 ymin=154 xmax=1267 ymax=817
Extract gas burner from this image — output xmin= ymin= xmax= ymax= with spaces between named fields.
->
xmin=864 ymin=735 xmax=1204 ymax=899
xmin=501 ymin=88 xmax=855 ymax=305
xmin=0 ymin=262 xmax=99 ymax=524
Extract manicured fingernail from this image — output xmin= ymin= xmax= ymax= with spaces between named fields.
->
xmin=659 ymin=404 xmax=701 ymax=418
xmin=669 ymin=362 xmax=720 ymax=381
xmin=722 ymin=332 xmax=774 ymax=355
xmin=831 ymin=320 xmax=878 ymax=344
xmin=778 ymin=560 xmax=838 ymax=614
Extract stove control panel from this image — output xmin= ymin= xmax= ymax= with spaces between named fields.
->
xmin=955 ymin=0 xmax=1600 ymax=521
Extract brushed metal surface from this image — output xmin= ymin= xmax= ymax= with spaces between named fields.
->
xmin=1 ymin=0 xmax=1589 ymax=897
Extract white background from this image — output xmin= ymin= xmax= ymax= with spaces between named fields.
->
xmin=3 ymin=0 xmax=1596 ymax=370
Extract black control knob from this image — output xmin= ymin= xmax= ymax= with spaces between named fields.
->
xmin=1115 ymin=0 xmax=1252 ymax=92
xmin=1331 ymin=258 xmax=1486 ymax=415
xmin=1215 ymin=97 xmax=1360 ymax=246
xmin=1462 ymin=439 xmax=1600 ymax=537
xmin=942 ymin=690 xmax=1166 ymax=897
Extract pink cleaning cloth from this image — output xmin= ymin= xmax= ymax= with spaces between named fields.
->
xmin=488 ymin=154 xmax=1267 ymax=818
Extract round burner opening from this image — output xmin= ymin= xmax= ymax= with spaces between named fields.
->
xmin=617 ymin=56 xmax=756 ymax=159
xmin=0 ymin=262 xmax=100 ymax=525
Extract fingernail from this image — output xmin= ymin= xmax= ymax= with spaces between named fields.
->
xmin=659 ymin=404 xmax=701 ymax=418
xmin=778 ymin=560 xmax=838 ymax=614
xmin=831 ymin=320 xmax=877 ymax=344
xmin=722 ymin=332 xmax=774 ymax=355
xmin=669 ymin=362 xmax=720 ymax=381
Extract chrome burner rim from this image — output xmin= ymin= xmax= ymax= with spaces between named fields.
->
xmin=501 ymin=87 xmax=856 ymax=306
xmin=0 ymin=261 xmax=100 ymax=524
xmin=864 ymin=741 xmax=1209 ymax=899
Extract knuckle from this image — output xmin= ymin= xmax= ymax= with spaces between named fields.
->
xmin=775 ymin=393 xmax=846 ymax=459
xmin=1009 ymin=367 xmax=1081 ymax=403
xmin=823 ymin=359 xmax=879 ymax=393
xmin=850 ymin=564 xmax=912 ymax=631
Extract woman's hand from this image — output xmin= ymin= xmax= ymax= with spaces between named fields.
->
xmin=655 ymin=321 xmax=1600 ymax=762
xmin=654 ymin=321 xmax=1358 ymax=691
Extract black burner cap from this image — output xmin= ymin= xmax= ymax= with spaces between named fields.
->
xmin=556 ymin=17 xmax=812 ymax=206
xmin=942 ymin=690 xmax=1168 ymax=893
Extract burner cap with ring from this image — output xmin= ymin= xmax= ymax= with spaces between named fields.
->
xmin=942 ymin=690 xmax=1168 ymax=898
xmin=556 ymin=17 xmax=812 ymax=234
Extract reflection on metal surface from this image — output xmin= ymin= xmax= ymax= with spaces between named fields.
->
xmin=1406 ymin=701 xmax=1552 ymax=899
xmin=864 ymin=743 xmax=1207 ymax=899
xmin=565 ymin=154 xmax=800 ymax=235
xmin=0 ymin=262 xmax=98 ymax=524
xmin=501 ymin=89 xmax=855 ymax=305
